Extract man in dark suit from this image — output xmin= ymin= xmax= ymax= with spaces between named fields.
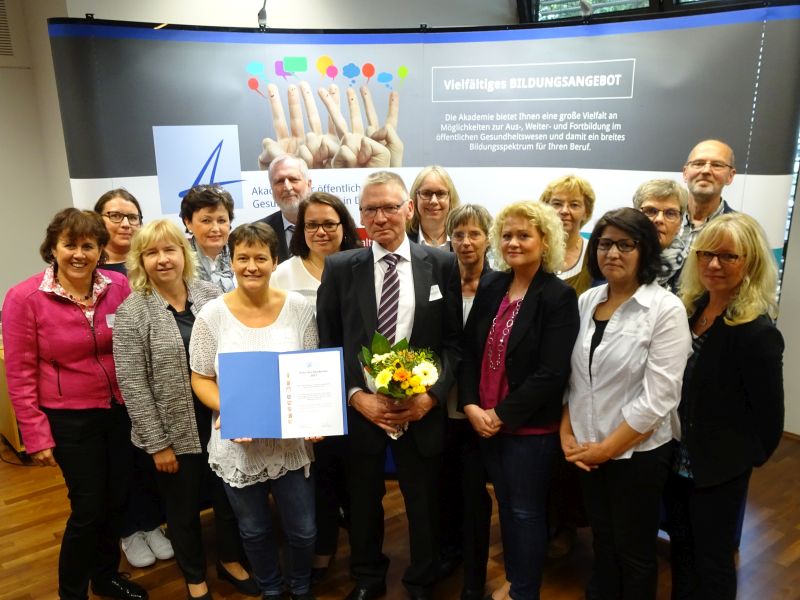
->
xmin=256 ymin=154 xmax=312 ymax=262
xmin=317 ymin=171 xmax=461 ymax=600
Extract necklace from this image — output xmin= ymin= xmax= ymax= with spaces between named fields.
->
xmin=56 ymin=275 xmax=92 ymax=302
xmin=303 ymin=256 xmax=324 ymax=275
xmin=486 ymin=295 xmax=522 ymax=371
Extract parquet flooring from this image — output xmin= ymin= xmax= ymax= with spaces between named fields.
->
xmin=1 ymin=436 xmax=798 ymax=599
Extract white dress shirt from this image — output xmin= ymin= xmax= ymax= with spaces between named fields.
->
xmin=565 ymin=281 xmax=691 ymax=459
xmin=371 ymin=237 xmax=416 ymax=343
xmin=347 ymin=237 xmax=416 ymax=401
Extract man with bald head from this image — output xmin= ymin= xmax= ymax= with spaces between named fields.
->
xmin=679 ymin=139 xmax=736 ymax=250
xmin=257 ymin=154 xmax=312 ymax=262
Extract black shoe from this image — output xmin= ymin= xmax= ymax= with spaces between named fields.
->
xmin=91 ymin=574 xmax=148 ymax=600
xmin=187 ymin=591 xmax=212 ymax=600
xmin=290 ymin=592 xmax=317 ymax=600
xmin=461 ymin=588 xmax=484 ymax=600
xmin=216 ymin=560 xmax=260 ymax=596
xmin=345 ymin=583 xmax=387 ymax=600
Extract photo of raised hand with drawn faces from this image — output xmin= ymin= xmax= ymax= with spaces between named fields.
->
xmin=258 ymin=80 xmax=402 ymax=170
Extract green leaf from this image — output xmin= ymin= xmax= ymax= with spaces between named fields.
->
xmin=371 ymin=332 xmax=391 ymax=355
xmin=391 ymin=338 xmax=409 ymax=352
xmin=360 ymin=345 xmax=372 ymax=367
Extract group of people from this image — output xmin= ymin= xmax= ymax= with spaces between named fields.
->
xmin=1 ymin=138 xmax=784 ymax=600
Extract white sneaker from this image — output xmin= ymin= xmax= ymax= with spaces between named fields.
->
xmin=121 ymin=531 xmax=156 ymax=567
xmin=144 ymin=526 xmax=174 ymax=560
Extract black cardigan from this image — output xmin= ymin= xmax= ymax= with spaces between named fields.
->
xmin=681 ymin=306 xmax=784 ymax=488
xmin=459 ymin=269 xmax=579 ymax=431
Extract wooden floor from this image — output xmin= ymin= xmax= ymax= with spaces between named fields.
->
xmin=1 ymin=436 xmax=799 ymax=600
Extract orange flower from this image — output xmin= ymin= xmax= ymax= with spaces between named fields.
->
xmin=393 ymin=368 xmax=410 ymax=382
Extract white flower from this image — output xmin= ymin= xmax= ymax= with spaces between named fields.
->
xmin=371 ymin=352 xmax=391 ymax=365
xmin=412 ymin=361 xmax=438 ymax=387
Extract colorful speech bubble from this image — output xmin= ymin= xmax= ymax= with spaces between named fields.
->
xmin=317 ymin=55 xmax=334 ymax=77
xmin=275 ymin=60 xmax=292 ymax=79
xmin=377 ymin=72 xmax=393 ymax=85
xmin=397 ymin=65 xmax=408 ymax=80
xmin=283 ymin=56 xmax=308 ymax=73
xmin=246 ymin=61 xmax=265 ymax=76
xmin=247 ymin=77 xmax=267 ymax=98
xmin=342 ymin=62 xmax=361 ymax=84
xmin=326 ymin=64 xmax=339 ymax=80
xmin=362 ymin=62 xmax=376 ymax=83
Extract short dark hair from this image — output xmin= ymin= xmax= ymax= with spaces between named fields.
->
xmin=40 ymin=208 xmax=110 ymax=265
xmin=587 ymin=207 xmax=662 ymax=284
xmin=93 ymin=188 xmax=143 ymax=218
xmin=179 ymin=185 xmax=235 ymax=230
xmin=290 ymin=192 xmax=361 ymax=258
xmin=228 ymin=222 xmax=279 ymax=262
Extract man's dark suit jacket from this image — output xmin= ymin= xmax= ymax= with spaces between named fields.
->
xmin=257 ymin=210 xmax=291 ymax=263
xmin=316 ymin=242 xmax=461 ymax=457
xmin=459 ymin=268 xmax=579 ymax=431
xmin=681 ymin=305 xmax=784 ymax=488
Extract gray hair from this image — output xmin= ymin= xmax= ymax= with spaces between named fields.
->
xmin=360 ymin=171 xmax=409 ymax=204
xmin=632 ymin=179 xmax=689 ymax=214
xmin=268 ymin=154 xmax=310 ymax=184
xmin=446 ymin=204 xmax=493 ymax=237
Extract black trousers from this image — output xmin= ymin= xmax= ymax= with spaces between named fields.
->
xmin=120 ymin=444 xmax=164 ymax=537
xmin=440 ymin=417 xmax=492 ymax=592
xmin=664 ymin=468 xmax=751 ymax=600
xmin=579 ymin=444 xmax=671 ymax=600
xmin=155 ymin=452 xmax=245 ymax=584
xmin=44 ymin=404 xmax=133 ymax=600
xmin=347 ymin=432 xmax=442 ymax=594
xmin=313 ymin=435 xmax=349 ymax=556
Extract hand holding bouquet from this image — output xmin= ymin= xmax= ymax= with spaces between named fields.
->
xmin=359 ymin=332 xmax=440 ymax=438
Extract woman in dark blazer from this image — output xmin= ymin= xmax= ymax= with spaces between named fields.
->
xmin=460 ymin=201 xmax=579 ymax=600
xmin=114 ymin=220 xmax=256 ymax=600
xmin=666 ymin=213 xmax=784 ymax=600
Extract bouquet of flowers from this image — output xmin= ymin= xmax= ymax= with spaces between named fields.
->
xmin=359 ymin=332 xmax=440 ymax=438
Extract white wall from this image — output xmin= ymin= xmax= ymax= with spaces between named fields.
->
xmin=0 ymin=0 xmax=68 ymax=300
xmin=65 ymin=0 xmax=518 ymax=29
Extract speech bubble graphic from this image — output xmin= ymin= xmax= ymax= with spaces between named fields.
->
xmin=377 ymin=72 xmax=393 ymax=85
xmin=317 ymin=55 xmax=333 ymax=77
xmin=342 ymin=62 xmax=361 ymax=84
xmin=397 ymin=65 xmax=408 ymax=80
xmin=247 ymin=77 xmax=267 ymax=99
xmin=275 ymin=60 xmax=292 ymax=79
xmin=283 ymin=56 xmax=308 ymax=73
xmin=362 ymin=62 xmax=376 ymax=83
xmin=246 ymin=61 xmax=265 ymax=76
xmin=326 ymin=64 xmax=339 ymax=80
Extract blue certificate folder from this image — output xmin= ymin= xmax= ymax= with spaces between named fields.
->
xmin=218 ymin=348 xmax=347 ymax=440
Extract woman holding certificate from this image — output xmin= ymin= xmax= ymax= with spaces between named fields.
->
xmin=190 ymin=222 xmax=319 ymax=600
xmin=113 ymin=220 xmax=256 ymax=600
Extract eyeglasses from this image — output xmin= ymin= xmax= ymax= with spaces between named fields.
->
xmin=596 ymin=238 xmax=639 ymax=253
xmin=416 ymin=190 xmax=449 ymax=202
xmin=304 ymin=221 xmax=342 ymax=233
xmin=451 ymin=231 xmax=486 ymax=243
xmin=360 ymin=203 xmax=405 ymax=218
xmin=103 ymin=211 xmax=142 ymax=225
xmin=696 ymin=250 xmax=744 ymax=265
xmin=641 ymin=206 xmax=682 ymax=222
xmin=549 ymin=200 xmax=585 ymax=211
xmin=685 ymin=159 xmax=733 ymax=172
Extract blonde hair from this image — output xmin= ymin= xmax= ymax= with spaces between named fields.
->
xmin=538 ymin=174 xmax=596 ymax=227
xmin=127 ymin=219 xmax=197 ymax=293
xmin=407 ymin=166 xmax=461 ymax=234
xmin=490 ymin=201 xmax=565 ymax=274
xmin=679 ymin=213 xmax=778 ymax=324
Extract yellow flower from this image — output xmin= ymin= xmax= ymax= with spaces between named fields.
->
xmin=412 ymin=385 xmax=426 ymax=394
xmin=393 ymin=359 xmax=403 ymax=369
xmin=409 ymin=375 xmax=421 ymax=387
xmin=412 ymin=361 xmax=439 ymax=387
xmin=400 ymin=381 xmax=410 ymax=389
xmin=405 ymin=387 xmax=415 ymax=396
xmin=375 ymin=369 xmax=392 ymax=388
